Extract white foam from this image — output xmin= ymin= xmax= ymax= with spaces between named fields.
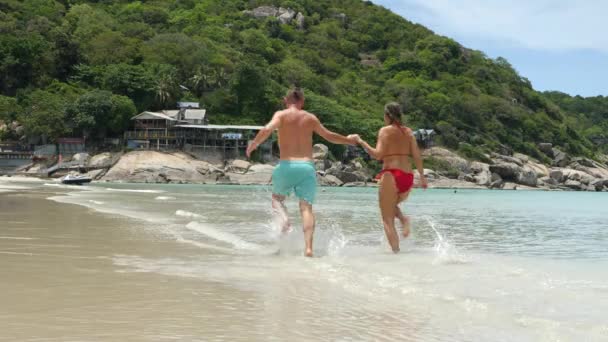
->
xmin=155 ymin=196 xmax=177 ymax=201
xmin=0 ymin=236 xmax=36 ymax=240
xmin=88 ymin=200 xmax=105 ymax=205
xmin=185 ymin=222 xmax=265 ymax=251
xmin=175 ymin=210 xmax=204 ymax=220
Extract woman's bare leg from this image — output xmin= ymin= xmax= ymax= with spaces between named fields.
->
xmin=379 ymin=174 xmax=400 ymax=253
xmin=395 ymin=191 xmax=411 ymax=237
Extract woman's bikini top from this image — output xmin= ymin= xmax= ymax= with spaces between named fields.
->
xmin=382 ymin=123 xmax=411 ymax=160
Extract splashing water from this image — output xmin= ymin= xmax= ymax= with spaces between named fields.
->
xmin=422 ymin=216 xmax=470 ymax=264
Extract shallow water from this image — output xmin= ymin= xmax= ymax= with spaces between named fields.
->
xmin=2 ymin=180 xmax=608 ymax=341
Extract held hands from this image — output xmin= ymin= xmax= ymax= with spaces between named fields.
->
xmin=347 ymin=134 xmax=362 ymax=145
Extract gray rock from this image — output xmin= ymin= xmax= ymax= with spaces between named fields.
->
xmin=516 ymin=169 xmax=538 ymax=187
xmin=88 ymin=152 xmax=114 ymax=169
xmin=489 ymin=163 xmax=521 ymax=180
xmin=464 ymin=174 xmax=476 ymax=183
xmin=513 ymin=153 xmax=530 ymax=163
xmin=328 ymin=169 xmax=367 ymax=183
xmin=474 ymin=171 xmax=491 ymax=186
xmin=314 ymin=159 xmax=331 ymax=171
xmin=296 ymin=12 xmax=305 ymax=30
xmin=539 ymin=176 xmax=557 ymax=186
xmin=489 ymin=179 xmax=504 ymax=189
xmin=470 ymin=161 xmax=490 ymax=174
xmin=277 ymin=7 xmax=296 ymax=24
xmin=313 ymin=144 xmax=329 ymax=160
xmin=549 ymin=169 xmax=564 ymax=183
xmin=318 ymin=174 xmax=343 ymax=187
xmin=491 ymin=173 xmax=502 ymax=182
xmin=492 ymin=154 xmax=524 ymax=167
xmin=228 ymin=159 xmax=251 ymax=173
xmin=552 ymin=148 xmax=570 ymax=167
xmin=246 ymin=6 xmax=278 ymax=18
xmin=570 ymin=157 xmax=596 ymax=168
xmin=564 ymin=180 xmax=583 ymax=190
xmin=538 ymin=143 xmax=553 ymax=157
xmin=72 ymin=153 xmax=90 ymax=165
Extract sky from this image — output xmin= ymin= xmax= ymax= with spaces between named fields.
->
xmin=373 ymin=0 xmax=608 ymax=97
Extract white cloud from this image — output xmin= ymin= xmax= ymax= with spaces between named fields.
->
xmin=374 ymin=0 xmax=608 ymax=52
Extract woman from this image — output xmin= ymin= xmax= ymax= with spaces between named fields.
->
xmin=354 ymin=102 xmax=427 ymax=253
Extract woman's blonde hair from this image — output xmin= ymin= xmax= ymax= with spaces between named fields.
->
xmin=384 ymin=102 xmax=402 ymax=124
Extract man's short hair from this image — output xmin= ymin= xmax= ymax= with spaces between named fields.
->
xmin=286 ymin=87 xmax=304 ymax=103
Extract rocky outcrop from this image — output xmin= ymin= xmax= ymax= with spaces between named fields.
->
xmin=226 ymin=164 xmax=273 ymax=185
xmin=244 ymin=6 xmax=304 ymax=27
xmin=318 ymin=174 xmax=343 ymax=187
xmin=102 ymin=151 xmax=219 ymax=184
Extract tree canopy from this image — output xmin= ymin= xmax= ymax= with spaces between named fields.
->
xmin=0 ymin=0 xmax=605 ymax=159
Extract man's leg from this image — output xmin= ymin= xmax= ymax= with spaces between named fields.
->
xmin=299 ymin=201 xmax=315 ymax=257
xmin=272 ymin=194 xmax=290 ymax=233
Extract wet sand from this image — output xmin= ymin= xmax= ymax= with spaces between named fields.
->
xmin=0 ymin=192 xmax=276 ymax=341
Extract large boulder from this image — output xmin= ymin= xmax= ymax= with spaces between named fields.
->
xmin=538 ymin=143 xmax=553 ymax=157
xmin=562 ymin=168 xmax=596 ymax=185
xmin=424 ymin=147 xmax=470 ymax=173
xmin=228 ymin=159 xmax=251 ymax=173
xmin=552 ymin=148 xmax=570 ymax=167
xmin=489 ymin=162 xmax=521 ymax=180
xmin=525 ymin=160 xmax=550 ymax=178
xmin=329 ymin=170 xmax=367 ymax=183
xmin=226 ymin=164 xmax=274 ymax=185
xmin=513 ymin=153 xmax=530 ymax=163
xmin=72 ymin=153 xmax=90 ymax=165
xmin=564 ymin=180 xmax=583 ymax=190
xmin=313 ymin=144 xmax=329 ymax=160
xmin=549 ymin=169 xmax=565 ymax=183
xmin=492 ymin=154 xmax=524 ymax=167
xmin=277 ymin=7 xmax=296 ymax=24
xmin=539 ymin=176 xmax=557 ymax=186
xmin=318 ymin=174 xmax=343 ymax=187
xmin=88 ymin=152 xmax=114 ymax=169
xmin=314 ymin=159 xmax=331 ymax=171
xmin=516 ymin=169 xmax=538 ymax=187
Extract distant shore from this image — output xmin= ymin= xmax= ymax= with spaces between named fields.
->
xmin=5 ymin=145 xmax=608 ymax=192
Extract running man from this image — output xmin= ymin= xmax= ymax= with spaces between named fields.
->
xmin=246 ymin=87 xmax=358 ymax=257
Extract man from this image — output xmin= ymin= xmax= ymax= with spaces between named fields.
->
xmin=246 ymin=87 xmax=358 ymax=257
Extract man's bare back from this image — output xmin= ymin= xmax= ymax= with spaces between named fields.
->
xmin=274 ymin=107 xmax=316 ymax=161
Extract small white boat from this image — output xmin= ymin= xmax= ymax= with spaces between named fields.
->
xmin=61 ymin=174 xmax=92 ymax=185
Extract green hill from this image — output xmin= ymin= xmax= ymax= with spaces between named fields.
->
xmin=0 ymin=0 xmax=604 ymax=160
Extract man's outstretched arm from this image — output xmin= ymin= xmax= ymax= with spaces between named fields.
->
xmin=247 ymin=113 xmax=281 ymax=158
xmin=313 ymin=117 xmax=357 ymax=145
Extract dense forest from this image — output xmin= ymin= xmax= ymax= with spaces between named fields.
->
xmin=0 ymin=0 xmax=606 ymax=160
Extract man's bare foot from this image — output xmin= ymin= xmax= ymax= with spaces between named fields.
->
xmin=399 ymin=215 xmax=411 ymax=238
xmin=305 ymin=248 xmax=313 ymax=257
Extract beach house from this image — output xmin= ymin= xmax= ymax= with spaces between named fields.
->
xmin=125 ymin=103 xmax=271 ymax=161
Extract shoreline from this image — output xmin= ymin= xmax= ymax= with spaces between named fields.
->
xmin=5 ymin=145 xmax=608 ymax=192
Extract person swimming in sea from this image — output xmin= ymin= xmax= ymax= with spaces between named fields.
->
xmin=246 ymin=87 xmax=358 ymax=257
xmin=351 ymin=102 xmax=427 ymax=253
